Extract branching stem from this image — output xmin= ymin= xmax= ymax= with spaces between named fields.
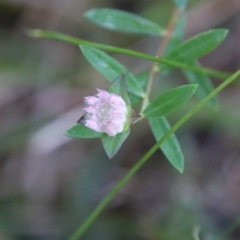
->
xmin=141 ymin=8 xmax=181 ymax=112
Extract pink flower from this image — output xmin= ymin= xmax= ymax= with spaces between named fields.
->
xmin=80 ymin=89 xmax=128 ymax=136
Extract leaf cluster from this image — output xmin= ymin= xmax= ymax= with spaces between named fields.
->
xmin=60 ymin=7 xmax=230 ymax=172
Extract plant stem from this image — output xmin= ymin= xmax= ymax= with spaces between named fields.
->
xmin=68 ymin=69 xmax=240 ymax=240
xmin=27 ymin=29 xmax=230 ymax=80
xmin=141 ymin=8 xmax=181 ymax=112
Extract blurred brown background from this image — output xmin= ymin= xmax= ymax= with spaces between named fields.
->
xmin=0 ymin=0 xmax=240 ymax=239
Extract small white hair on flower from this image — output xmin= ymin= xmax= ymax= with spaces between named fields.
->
xmin=80 ymin=89 xmax=128 ymax=136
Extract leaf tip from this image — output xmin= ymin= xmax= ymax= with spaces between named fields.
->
xmin=64 ymin=130 xmax=71 ymax=138
xmin=106 ymin=152 xmax=115 ymax=159
xmin=178 ymin=166 xmax=184 ymax=173
xmin=189 ymin=84 xmax=198 ymax=93
xmin=172 ymin=161 xmax=184 ymax=173
xmin=191 ymin=83 xmax=198 ymax=89
xmin=83 ymin=9 xmax=95 ymax=19
xmin=64 ymin=126 xmax=75 ymax=137
xmin=26 ymin=29 xmax=43 ymax=38
xmin=219 ymin=28 xmax=229 ymax=35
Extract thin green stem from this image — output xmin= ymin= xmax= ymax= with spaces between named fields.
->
xmin=68 ymin=69 xmax=240 ymax=240
xmin=27 ymin=29 xmax=230 ymax=80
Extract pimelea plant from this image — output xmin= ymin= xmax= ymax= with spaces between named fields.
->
xmin=28 ymin=0 xmax=240 ymax=239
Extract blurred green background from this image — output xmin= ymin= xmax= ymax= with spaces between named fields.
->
xmin=0 ymin=0 xmax=240 ymax=239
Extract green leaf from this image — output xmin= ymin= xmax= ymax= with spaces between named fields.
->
xmin=108 ymin=74 xmax=131 ymax=106
xmin=65 ymin=124 xmax=103 ymax=138
xmin=183 ymin=61 xmax=218 ymax=109
xmin=143 ymin=84 xmax=198 ymax=118
xmin=101 ymin=129 xmax=130 ymax=158
xmin=173 ymin=0 xmax=188 ymax=10
xmin=80 ymin=46 xmax=144 ymax=97
xmin=167 ymin=29 xmax=228 ymax=61
xmin=149 ymin=117 xmax=184 ymax=172
xmin=84 ymin=8 xmax=165 ymax=36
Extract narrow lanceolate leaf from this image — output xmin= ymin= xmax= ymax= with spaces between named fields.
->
xmin=183 ymin=61 xmax=218 ymax=109
xmin=84 ymin=8 xmax=165 ymax=36
xmin=101 ymin=129 xmax=130 ymax=158
xmin=167 ymin=29 xmax=228 ymax=61
xmin=108 ymin=74 xmax=131 ymax=106
xmin=143 ymin=84 xmax=198 ymax=118
xmin=80 ymin=46 xmax=144 ymax=97
xmin=149 ymin=117 xmax=184 ymax=172
xmin=65 ymin=124 xmax=103 ymax=138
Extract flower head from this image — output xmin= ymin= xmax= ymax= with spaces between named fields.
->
xmin=79 ymin=89 xmax=128 ymax=136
